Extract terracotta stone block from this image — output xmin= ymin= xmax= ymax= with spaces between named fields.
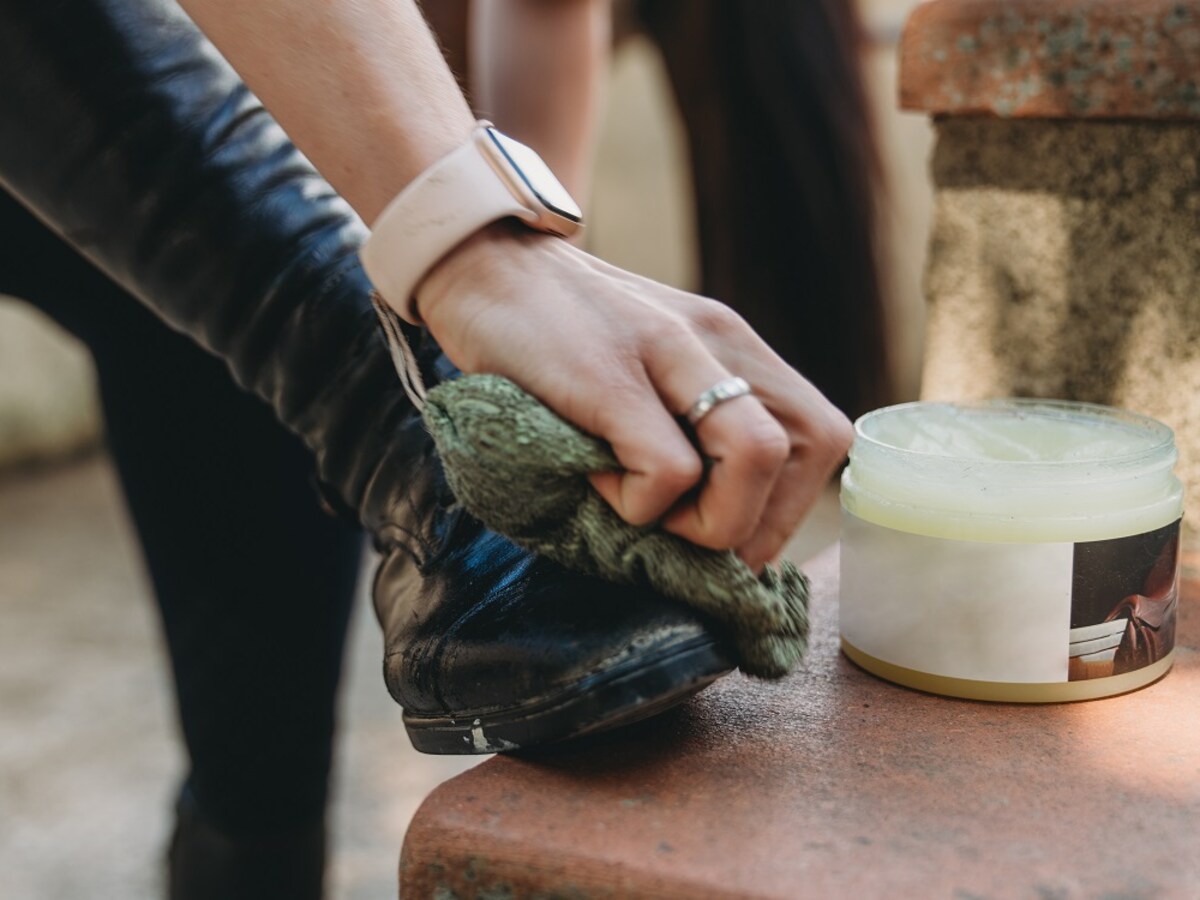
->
xmin=919 ymin=116 xmax=1200 ymax=539
xmin=400 ymin=546 xmax=1200 ymax=899
xmin=901 ymin=0 xmax=1200 ymax=119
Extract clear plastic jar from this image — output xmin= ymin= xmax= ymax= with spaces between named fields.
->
xmin=840 ymin=399 xmax=1183 ymax=702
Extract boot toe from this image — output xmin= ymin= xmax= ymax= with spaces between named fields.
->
xmin=375 ymin=532 xmax=734 ymax=755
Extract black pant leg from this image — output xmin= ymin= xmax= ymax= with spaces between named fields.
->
xmin=0 ymin=186 xmax=363 ymax=835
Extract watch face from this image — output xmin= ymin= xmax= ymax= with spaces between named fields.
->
xmin=484 ymin=128 xmax=583 ymax=224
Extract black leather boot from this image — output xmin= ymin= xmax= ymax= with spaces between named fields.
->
xmin=0 ymin=0 xmax=733 ymax=758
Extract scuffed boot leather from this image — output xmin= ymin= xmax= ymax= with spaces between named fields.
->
xmin=0 ymin=0 xmax=733 ymax=761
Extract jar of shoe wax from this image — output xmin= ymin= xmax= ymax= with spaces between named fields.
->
xmin=839 ymin=399 xmax=1183 ymax=702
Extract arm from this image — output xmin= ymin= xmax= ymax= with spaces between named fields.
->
xmin=176 ymin=0 xmax=853 ymax=570
xmin=176 ymin=0 xmax=471 ymax=223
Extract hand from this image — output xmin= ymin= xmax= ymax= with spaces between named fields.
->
xmin=417 ymin=222 xmax=854 ymax=571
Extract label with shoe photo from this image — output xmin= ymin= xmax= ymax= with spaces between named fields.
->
xmin=1069 ymin=519 xmax=1179 ymax=681
xmin=839 ymin=515 xmax=1180 ymax=694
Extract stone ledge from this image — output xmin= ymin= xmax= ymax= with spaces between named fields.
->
xmin=901 ymin=0 xmax=1200 ymax=118
xmin=400 ymin=546 xmax=1200 ymax=898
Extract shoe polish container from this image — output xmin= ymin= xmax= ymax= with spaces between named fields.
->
xmin=839 ymin=399 xmax=1183 ymax=702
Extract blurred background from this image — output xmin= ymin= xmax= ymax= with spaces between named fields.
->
xmin=0 ymin=1 xmax=931 ymax=897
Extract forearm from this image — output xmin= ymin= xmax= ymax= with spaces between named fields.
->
xmin=177 ymin=0 xmax=475 ymax=224
xmin=469 ymin=0 xmax=610 ymax=201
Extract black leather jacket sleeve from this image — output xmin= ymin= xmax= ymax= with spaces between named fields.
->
xmin=0 ymin=0 xmax=428 ymax=532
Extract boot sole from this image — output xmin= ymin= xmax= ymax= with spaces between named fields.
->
xmin=402 ymin=637 xmax=732 ymax=754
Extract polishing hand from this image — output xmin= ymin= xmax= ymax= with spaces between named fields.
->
xmin=417 ymin=221 xmax=854 ymax=571
xmin=422 ymin=373 xmax=812 ymax=679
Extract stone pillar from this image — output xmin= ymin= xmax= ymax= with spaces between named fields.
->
xmin=901 ymin=0 xmax=1200 ymax=541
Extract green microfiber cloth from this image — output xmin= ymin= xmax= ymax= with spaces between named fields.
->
xmin=421 ymin=373 xmax=809 ymax=679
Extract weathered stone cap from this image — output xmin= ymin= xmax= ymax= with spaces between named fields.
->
xmin=901 ymin=0 xmax=1200 ymax=118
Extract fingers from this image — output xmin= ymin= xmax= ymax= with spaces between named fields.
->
xmin=663 ymin=396 xmax=789 ymax=549
xmin=745 ymin=381 xmax=855 ymax=566
xmin=651 ymin=305 xmax=853 ymax=567
xmin=590 ymin=313 xmax=852 ymax=569
xmin=588 ymin=331 xmax=790 ymax=544
xmin=586 ymin=368 xmax=705 ymax=526
xmin=642 ymin=338 xmax=790 ymax=552
xmin=736 ymin=423 xmax=851 ymax=571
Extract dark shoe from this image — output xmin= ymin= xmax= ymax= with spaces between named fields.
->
xmin=167 ymin=788 xmax=324 ymax=900
xmin=358 ymin=337 xmax=734 ymax=754
xmin=0 ymin=0 xmax=735 ymax=755
xmin=373 ymin=429 xmax=732 ymax=754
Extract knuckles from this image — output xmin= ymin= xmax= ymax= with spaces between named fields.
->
xmin=689 ymin=298 xmax=749 ymax=340
xmin=620 ymin=448 xmax=703 ymax=527
xmin=731 ymin=413 xmax=791 ymax=474
xmin=634 ymin=312 xmax=695 ymax=357
xmin=650 ymin=450 xmax=705 ymax=499
xmin=818 ymin=409 xmax=856 ymax=465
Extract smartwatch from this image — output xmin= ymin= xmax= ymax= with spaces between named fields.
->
xmin=360 ymin=121 xmax=584 ymax=325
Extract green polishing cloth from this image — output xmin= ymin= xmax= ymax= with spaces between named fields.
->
xmin=421 ymin=374 xmax=810 ymax=679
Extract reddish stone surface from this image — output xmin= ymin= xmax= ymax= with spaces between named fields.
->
xmin=900 ymin=0 xmax=1200 ymax=119
xmin=401 ymin=545 xmax=1200 ymax=898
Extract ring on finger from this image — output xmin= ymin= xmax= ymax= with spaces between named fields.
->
xmin=686 ymin=376 xmax=753 ymax=426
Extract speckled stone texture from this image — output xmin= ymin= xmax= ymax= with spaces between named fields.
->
xmin=900 ymin=0 xmax=1200 ymax=119
xmin=400 ymin=545 xmax=1200 ymax=899
xmin=920 ymin=117 xmax=1200 ymax=535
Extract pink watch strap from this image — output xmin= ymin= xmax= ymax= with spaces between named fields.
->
xmin=360 ymin=124 xmax=533 ymax=325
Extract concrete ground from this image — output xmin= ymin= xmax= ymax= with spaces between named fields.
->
xmin=0 ymin=5 xmax=930 ymax=896
xmin=0 ymin=455 xmax=481 ymax=900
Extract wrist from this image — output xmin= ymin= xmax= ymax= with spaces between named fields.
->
xmin=415 ymin=220 xmax=559 ymax=330
xmin=360 ymin=122 xmax=583 ymax=327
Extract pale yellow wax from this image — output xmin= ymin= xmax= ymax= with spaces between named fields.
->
xmin=841 ymin=400 xmax=1183 ymax=543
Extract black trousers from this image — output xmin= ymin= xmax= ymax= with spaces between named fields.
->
xmin=0 ymin=187 xmax=363 ymax=836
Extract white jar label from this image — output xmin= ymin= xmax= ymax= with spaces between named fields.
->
xmin=840 ymin=514 xmax=1180 ymax=684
